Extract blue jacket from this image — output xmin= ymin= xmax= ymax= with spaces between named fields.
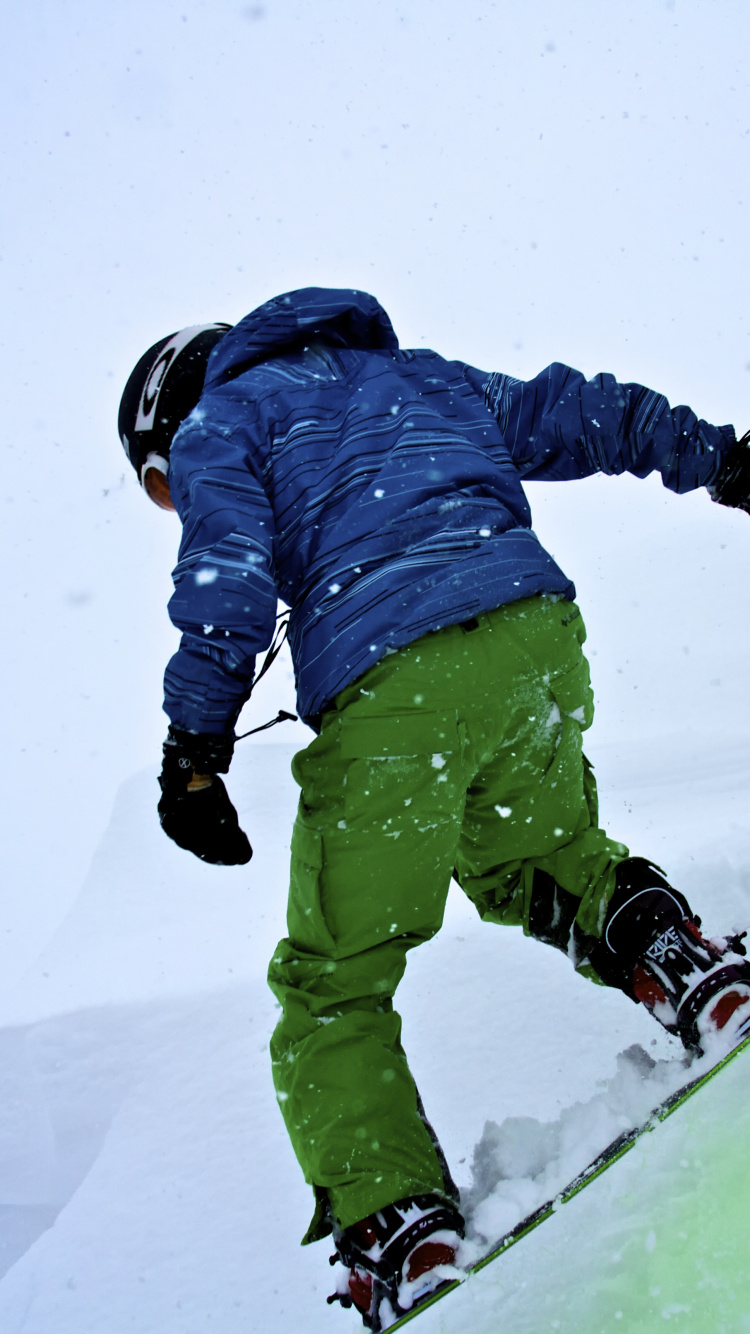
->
xmin=163 ymin=287 xmax=735 ymax=731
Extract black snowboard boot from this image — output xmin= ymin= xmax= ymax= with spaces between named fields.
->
xmin=590 ymin=858 xmax=750 ymax=1054
xmin=327 ymin=1193 xmax=464 ymax=1332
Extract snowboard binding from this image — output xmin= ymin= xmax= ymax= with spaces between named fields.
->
xmin=327 ymin=1193 xmax=464 ymax=1331
xmin=591 ymin=858 xmax=750 ymax=1054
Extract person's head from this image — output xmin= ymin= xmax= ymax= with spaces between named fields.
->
xmin=118 ymin=323 xmax=230 ymax=510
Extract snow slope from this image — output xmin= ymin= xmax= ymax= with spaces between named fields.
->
xmin=3 ymin=0 xmax=750 ymax=1330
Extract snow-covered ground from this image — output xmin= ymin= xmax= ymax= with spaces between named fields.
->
xmin=3 ymin=2 xmax=750 ymax=1330
xmin=418 ymin=1024 xmax=750 ymax=1333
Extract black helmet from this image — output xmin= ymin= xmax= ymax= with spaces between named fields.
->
xmin=118 ymin=323 xmax=231 ymax=482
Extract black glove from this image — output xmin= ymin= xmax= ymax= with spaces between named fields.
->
xmin=158 ymin=727 xmax=252 ymax=865
xmin=708 ymin=430 xmax=750 ymax=513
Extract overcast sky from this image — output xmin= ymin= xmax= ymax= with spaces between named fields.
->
xmin=2 ymin=0 xmax=749 ymax=993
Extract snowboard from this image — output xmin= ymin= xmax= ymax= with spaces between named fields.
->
xmin=384 ymin=1026 xmax=750 ymax=1331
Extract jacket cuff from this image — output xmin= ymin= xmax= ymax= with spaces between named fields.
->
xmin=163 ymin=726 xmax=235 ymax=774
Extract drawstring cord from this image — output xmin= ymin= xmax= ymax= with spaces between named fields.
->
xmin=235 ymin=614 xmax=299 ymax=741
xmin=236 ymin=708 xmax=297 ymax=741
xmin=251 ymin=614 xmax=290 ymax=689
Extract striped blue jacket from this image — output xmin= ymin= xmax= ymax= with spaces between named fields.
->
xmin=163 ymin=287 xmax=734 ymax=731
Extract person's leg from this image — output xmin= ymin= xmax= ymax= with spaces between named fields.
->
xmin=268 ymin=692 xmax=470 ymax=1243
xmin=453 ymin=596 xmax=629 ymax=971
xmin=452 ymin=597 xmax=750 ymax=1049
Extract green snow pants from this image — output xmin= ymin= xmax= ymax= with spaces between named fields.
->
xmin=267 ymin=594 xmax=629 ymax=1242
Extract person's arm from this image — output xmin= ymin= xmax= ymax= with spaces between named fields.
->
xmin=156 ymin=408 xmax=277 ymax=864
xmin=480 ymin=362 xmax=737 ymax=494
xmin=163 ymin=410 xmax=278 ymax=735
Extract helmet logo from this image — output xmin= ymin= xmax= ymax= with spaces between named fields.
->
xmin=134 ymin=324 xmax=221 ymax=433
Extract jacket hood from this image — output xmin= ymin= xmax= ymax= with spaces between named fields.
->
xmin=204 ymin=287 xmax=399 ymax=389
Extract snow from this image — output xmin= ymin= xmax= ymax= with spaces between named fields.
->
xmin=416 ymin=1037 xmax=750 ymax=1333
xmin=464 ymin=1044 xmax=690 ymax=1252
xmin=3 ymin=0 xmax=750 ymax=1330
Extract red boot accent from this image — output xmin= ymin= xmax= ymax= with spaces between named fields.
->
xmin=632 ymin=963 xmax=667 ymax=1010
xmin=406 ymin=1240 xmax=457 ymax=1283
xmin=683 ymin=918 xmax=721 ymax=956
xmin=709 ymin=989 xmax=750 ymax=1032
xmin=348 ymin=1268 xmax=373 ymax=1315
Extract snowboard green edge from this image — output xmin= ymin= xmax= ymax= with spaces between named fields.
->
xmin=385 ymin=1030 xmax=750 ymax=1331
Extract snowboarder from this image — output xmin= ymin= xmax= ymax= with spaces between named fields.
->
xmin=118 ymin=288 xmax=750 ymax=1331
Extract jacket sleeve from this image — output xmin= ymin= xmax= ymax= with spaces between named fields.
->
xmin=480 ymin=362 xmax=736 ymax=493
xmin=162 ymin=411 xmax=277 ymax=735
